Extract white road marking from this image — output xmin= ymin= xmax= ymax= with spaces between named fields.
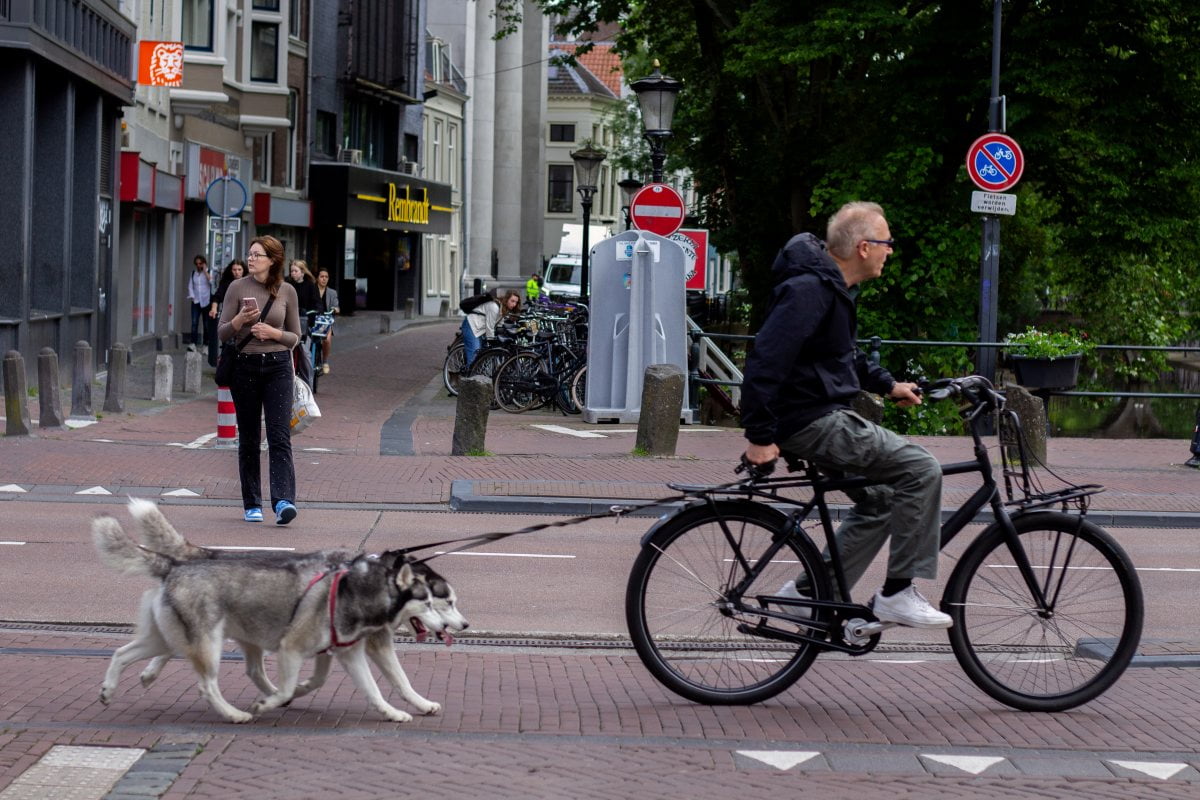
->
xmin=1108 ymin=760 xmax=1188 ymax=780
xmin=531 ymin=425 xmax=724 ymax=437
xmin=737 ymin=751 xmax=820 ymax=770
xmin=64 ymin=418 xmax=97 ymax=428
xmin=209 ymin=546 xmax=296 ymax=552
xmin=988 ymin=564 xmax=1200 ymax=573
xmin=77 ymin=486 xmax=112 ymax=495
xmin=302 ymin=447 xmax=335 ymax=452
xmin=162 ymin=488 xmax=201 ymax=497
xmin=0 ymin=541 xmax=25 ymax=546
xmin=168 ymin=432 xmax=217 ymax=449
xmin=531 ymin=424 xmax=606 ymax=438
xmin=432 ymin=550 xmax=575 ymax=559
xmin=922 ymin=754 xmax=1006 ymax=775
xmin=0 ymin=484 xmax=27 ymax=493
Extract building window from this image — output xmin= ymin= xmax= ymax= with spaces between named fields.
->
xmin=549 ymin=124 xmax=574 ymax=143
xmin=431 ymin=119 xmax=442 ymax=182
xmin=285 ymin=90 xmax=298 ymax=188
xmin=315 ymin=110 xmax=337 ymax=157
xmin=182 ymin=0 xmax=213 ymax=50
xmin=289 ymin=0 xmax=304 ymax=39
xmin=253 ymin=0 xmax=280 ymax=9
xmin=253 ymin=135 xmax=273 ymax=184
xmin=548 ymin=164 xmax=573 ymax=213
xmin=250 ymin=21 xmax=279 ymax=82
xmin=448 ymin=122 xmax=458 ymax=190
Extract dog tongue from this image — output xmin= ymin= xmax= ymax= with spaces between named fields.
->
xmin=436 ymin=630 xmax=455 ymax=647
xmin=411 ymin=618 xmax=428 ymax=643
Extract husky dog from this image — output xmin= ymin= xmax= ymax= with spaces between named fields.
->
xmin=94 ymin=513 xmax=446 ymax=723
xmin=124 ymin=499 xmax=469 ymax=709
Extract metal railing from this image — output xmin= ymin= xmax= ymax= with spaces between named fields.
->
xmin=685 ymin=329 xmax=1200 ymax=403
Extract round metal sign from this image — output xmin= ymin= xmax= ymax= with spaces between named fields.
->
xmin=204 ymin=176 xmax=249 ymax=218
xmin=966 ymin=133 xmax=1024 ymax=193
xmin=629 ymin=183 xmax=686 ymax=237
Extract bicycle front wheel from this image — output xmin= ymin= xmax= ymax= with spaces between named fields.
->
xmin=493 ymin=353 xmax=544 ymax=413
xmin=442 ymin=342 xmax=466 ymax=396
xmin=626 ymin=501 xmax=831 ymax=705
xmin=569 ymin=364 xmax=587 ymax=412
xmin=944 ymin=511 xmax=1144 ymax=711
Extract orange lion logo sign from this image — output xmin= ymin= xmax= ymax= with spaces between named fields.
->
xmin=138 ymin=41 xmax=184 ymax=87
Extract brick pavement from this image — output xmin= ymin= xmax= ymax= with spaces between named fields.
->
xmin=2 ymin=315 xmax=1199 ymax=797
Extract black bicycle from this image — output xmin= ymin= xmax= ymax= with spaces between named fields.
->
xmin=625 ymin=376 xmax=1144 ymax=712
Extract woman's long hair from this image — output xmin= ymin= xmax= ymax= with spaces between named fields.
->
xmin=252 ymin=235 xmax=286 ymax=297
xmin=290 ymin=259 xmax=315 ymax=284
xmin=216 ymin=259 xmax=245 ymax=294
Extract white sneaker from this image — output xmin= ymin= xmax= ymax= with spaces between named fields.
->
xmin=777 ymin=580 xmax=813 ymax=620
xmin=871 ymin=585 xmax=952 ymax=629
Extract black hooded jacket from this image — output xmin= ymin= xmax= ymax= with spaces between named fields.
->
xmin=740 ymin=233 xmax=896 ymax=446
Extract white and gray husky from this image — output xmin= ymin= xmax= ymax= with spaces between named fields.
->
xmin=94 ymin=500 xmax=468 ymax=724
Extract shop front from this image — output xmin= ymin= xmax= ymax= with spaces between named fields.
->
xmin=309 ymin=164 xmax=452 ymax=314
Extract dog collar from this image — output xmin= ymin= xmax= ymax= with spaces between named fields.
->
xmin=305 ymin=569 xmax=359 ymax=651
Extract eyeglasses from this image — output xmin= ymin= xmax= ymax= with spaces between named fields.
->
xmin=863 ymin=238 xmax=895 ymax=249
xmin=247 ymin=252 xmax=266 ymax=260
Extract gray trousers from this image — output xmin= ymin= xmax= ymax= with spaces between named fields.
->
xmin=780 ymin=409 xmax=942 ymax=594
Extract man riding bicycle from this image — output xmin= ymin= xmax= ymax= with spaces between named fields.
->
xmin=739 ymin=201 xmax=951 ymax=629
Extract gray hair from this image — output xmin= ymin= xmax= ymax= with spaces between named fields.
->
xmin=826 ymin=201 xmax=886 ymax=259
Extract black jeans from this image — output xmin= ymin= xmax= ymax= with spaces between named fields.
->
xmin=229 ymin=350 xmax=295 ymax=511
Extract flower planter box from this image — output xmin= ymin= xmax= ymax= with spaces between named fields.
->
xmin=1010 ymin=355 xmax=1081 ymax=389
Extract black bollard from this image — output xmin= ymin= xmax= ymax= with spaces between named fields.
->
xmin=37 ymin=347 xmax=64 ymax=428
xmin=104 ymin=343 xmax=129 ymax=413
xmin=70 ymin=340 xmax=94 ymax=418
xmin=3 ymin=350 xmax=31 ymax=436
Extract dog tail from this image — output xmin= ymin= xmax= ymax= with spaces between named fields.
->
xmin=127 ymin=498 xmax=214 ymax=560
xmin=92 ymin=515 xmax=174 ymax=579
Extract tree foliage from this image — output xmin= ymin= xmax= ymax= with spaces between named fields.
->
xmin=501 ymin=1 xmax=1200 ymax=360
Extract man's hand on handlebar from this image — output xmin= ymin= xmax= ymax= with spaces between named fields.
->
xmin=744 ymin=442 xmax=779 ymax=466
xmin=889 ymin=381 xmax=923 ymax=407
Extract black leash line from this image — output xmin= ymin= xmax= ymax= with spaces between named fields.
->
xmin=406 ymin=477 xmax=753 ymax=563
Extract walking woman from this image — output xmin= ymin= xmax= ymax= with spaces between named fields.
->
xmin=217 ymin=236 xmax=302 ymax=525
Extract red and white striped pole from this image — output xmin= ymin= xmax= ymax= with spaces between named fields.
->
xmin=215 ymin=386 xmax=237 ymax=448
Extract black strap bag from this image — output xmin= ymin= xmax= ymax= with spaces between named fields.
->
xmin=214 ymin=296 xmax=275 ymax=387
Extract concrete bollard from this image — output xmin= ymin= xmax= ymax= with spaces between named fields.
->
xmin=183 ymin=348 xmax=203 ymax=394
xmin=1000 ymin=383 xmax=1047 ymax=465
xmin=103 ymin=343 xmax=129 ymax=413
xmin=69 ymin=340 xmax=94 ymax=419
xmin=379 ymin=314 xmax=392 ymax=334
xmin=152 ymin=354 xmax=173 ymax=402
xmin=635 ymin=364 xmax=685 ymax=456
xmin=3 ymin=351 xmax=31 ymax=436
xmin=451 ymin=375 xmax=491 ymax=455
xmin=404 ymin=298 xmax=415 ymax=320
xmin=439 ymin=299 xmax=450 ymax=318
xmin=36 ymin=347 xmax=64 ymax=429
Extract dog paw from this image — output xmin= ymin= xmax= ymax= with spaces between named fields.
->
xmin=99 ymin=688 xmax=113 ymax=705
xmin=384 ymin=709 xmax=414 ymax=723
xmin=139 ymin=670 xmax=159 ymax=688
xmin=419 ymin=701 xmax=441 ymax=716
xmin=227 ymin=710 xmax=254 ymax=724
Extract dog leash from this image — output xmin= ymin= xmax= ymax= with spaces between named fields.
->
xmin=403 ymin=476 xmax=756 ymax=563
xmin=302 ymin=569 xmax=359 ymax=651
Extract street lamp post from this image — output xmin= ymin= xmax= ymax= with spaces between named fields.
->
xmin=618 ymin=177 xmax=643 ymax=231
xmin=630 ymin=61 xmax=682 ymax=184
xmin=570 ymin=143 xmax=607 ymax=307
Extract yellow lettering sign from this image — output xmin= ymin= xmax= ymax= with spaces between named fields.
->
xmin=386 ymin=183 xmax=430 ymax=226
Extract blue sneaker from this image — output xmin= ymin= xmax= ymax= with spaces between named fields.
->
xmin=244 ymin=508 xmax=263 ymax=523
xmin=274 ymin=500 xmax=297 ymax=525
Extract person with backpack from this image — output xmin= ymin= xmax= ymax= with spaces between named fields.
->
xmin=461 ymin=289 xmax=521 ymax=367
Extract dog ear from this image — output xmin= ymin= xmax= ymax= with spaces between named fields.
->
xmin=395 ymin=562 xmax=415 ymax=589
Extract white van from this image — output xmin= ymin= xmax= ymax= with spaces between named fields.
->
xmin=542 ymin=223 xmax=610 ymax=300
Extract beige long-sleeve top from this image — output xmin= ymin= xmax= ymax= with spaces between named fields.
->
xmin=217 ymin=276 xmax=301 ymax=353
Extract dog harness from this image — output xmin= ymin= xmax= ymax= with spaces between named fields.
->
xmin=305 ymin=569 xmax=359 ymax=651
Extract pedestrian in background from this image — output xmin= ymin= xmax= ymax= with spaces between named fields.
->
xmin=217 ymin=236 xmax=302 ymax=525
xmin=187 ymin=254 xmax=214 ymax=361
xmin=208 ymin=259 xmax=244 ymax=368
xmin=315 ymin=267 xmax=340 ymax=374
xmin=526 ymin=272 xmax=542 ymax=304
xmin=462 ymin=289 xmax=521 ymax=368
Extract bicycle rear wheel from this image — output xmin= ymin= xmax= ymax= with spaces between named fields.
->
xmin=626 ymin=501 xmax=831 ymax=705
xmin=944 ymin=511 xmax=1144 ymax=711
xmin=493 ymin=353 xmax=544 ymax=413
xmin=442 ymin=342 xmax=466 ymax=396
xmin=569 ymin=364 xmax=587 ymax=412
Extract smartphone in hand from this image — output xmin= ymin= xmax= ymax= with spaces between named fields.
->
xmin=241 ymin=297 xmax=258 ymax=313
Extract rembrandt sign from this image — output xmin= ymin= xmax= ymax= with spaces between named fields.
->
xmin=387 ymin=183 xmax=430 ymax=225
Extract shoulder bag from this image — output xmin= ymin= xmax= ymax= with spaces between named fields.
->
xmin=214 ymin=296 xmax=275 ymax=387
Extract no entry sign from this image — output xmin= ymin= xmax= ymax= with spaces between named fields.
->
xmin=630 ymin=183 xmax=685 ymax=237
xmin=966 ymin=133 xmax=1024 ymax=193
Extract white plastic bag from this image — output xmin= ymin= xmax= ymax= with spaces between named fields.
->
xmin=290 ymin=375 xmax=321 ymax=434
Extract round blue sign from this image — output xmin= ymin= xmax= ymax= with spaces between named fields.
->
xmin=205 ymin=176 xmax=248 ymax=218
xmin=965 ymin=133 xmax=1024 ymax=192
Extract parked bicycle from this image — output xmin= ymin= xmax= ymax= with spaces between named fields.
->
xmin=625 ymin=375 xmax=1144 ymax=712
xmin=492 ymin=319 xmax=587 ymax=414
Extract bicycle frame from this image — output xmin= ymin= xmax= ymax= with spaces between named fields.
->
xmin=654 ymin=387 xmax=1103 ymax=657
